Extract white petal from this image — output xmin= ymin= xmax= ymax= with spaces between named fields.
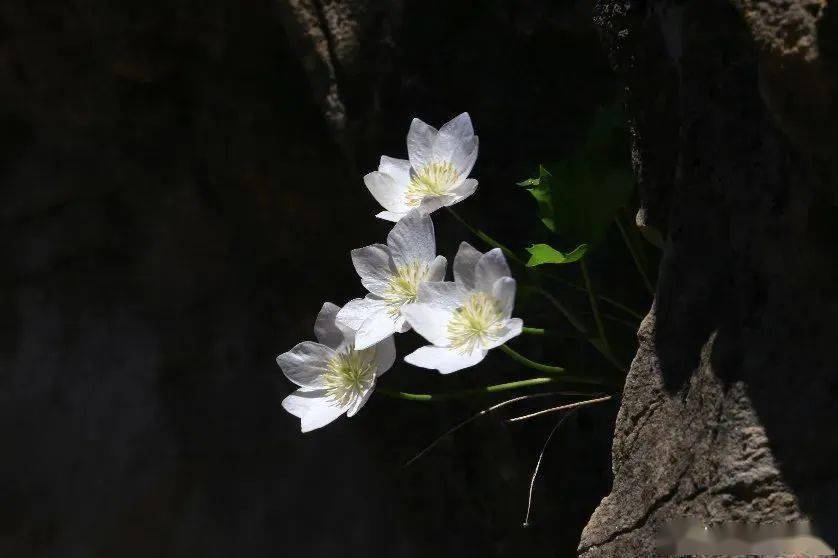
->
xmin=346 ymin=385 xmax=374 ymax=418
xmin=482 ymin=318 xmax=523 ymax=350
xmin=300 ymin=403 xmax=346 ymax=433
xmin=444 ymin=178 xmax=478 ymax=207
xmin=491 ymin=277 xmax=516 ymax=318
xmin=351 ymin=244 xmax=394 ymax=296
xmin=281 ymin=388 xmax=329 ymax=418
xmin=386 ymin=209 xmax=435 ymax=268
xmin=434 ymin=113 xmax=476 ymax=171
xmin=379 ymin=155 xmax=411 ymax=184
xmin=336 ymin=296 xmax=387 ymax=330
xmin=355 ymin=307 xmax=400 ymax=350
xmin=404 ymin=345 xmax=486 ymax=374
xmin=376 ymin=210 xmax=406 ymax=222
xmin=416 ymin=194 xmax=452 ymax=216
xmin=395 ymin=314 xmax=411 ymax=333
xmin=453 ymin=241 xmax=482 ymax=290
xmin=427 ymin=255 xmax=447 ymax=282
xmin=452 ymin=139 xmax=479 ymax=177
xmin=475 ymin=248 xmax=512 ymax=294
xmin=406 ymin=118 xmax=438 ymax=170
xmin=433 ymin=132 xmax=472 ymax=167
xmin=371 ymin=335 xmax=396 ymax=376
xmin=363 ymin=171 xmax=410 ymax=214
xmin=276 ymin=342 xmax=334 ymax=388
xmin=438 ymin=112 xmax=475 ymax=142
xmin=436 ymin=134 xmax=478 ymax=176
xmin=416 ymin=281 xmax=466 ymax=310
xmin=314 ymin=302 xmax=353 ymax=349
xmin=400 ymin=302 xmax=453 ymax=346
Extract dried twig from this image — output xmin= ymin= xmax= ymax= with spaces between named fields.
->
xmin=523 ymin=411 xmax=576 ymax=527
xmin=403 ymin=391 xmax=586 ymax=468
xmin=507 ymin=395 xmax=613 ymax=424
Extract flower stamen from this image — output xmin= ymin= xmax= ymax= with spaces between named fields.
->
xmin=405 ymin=161 xmax=460 ymax=206
xmin=383 ymin=261 xmax=429 ymax=317
xmin=447 ymin=292 xmax=505 ymax=354
xmin=323 ymin=347 xmax=376 ymax=407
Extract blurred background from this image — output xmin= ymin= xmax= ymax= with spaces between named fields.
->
xmin=0 ymin=1 xmax=652 ymax=556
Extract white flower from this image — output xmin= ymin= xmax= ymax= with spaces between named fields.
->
xmin=401 ymin=242 xmax=523 ymax=374
xmin=277 ymin=302 xmax=396 ymax=432
xmin=336 ymin=209 xmax=446 ymax=350
xmin=364 ymin=112 xmax=479 ymax=222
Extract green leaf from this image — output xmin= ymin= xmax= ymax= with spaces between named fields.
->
xmin=518 ymin=104 xmax=635 ymax=250
xmin=519 ymin=165 xmax=557 ymax=232
xmin=516 ymin=176 xmax=540 ymax=187
xmin=555 ymin=162 xmax=634 ymax=246
xmin=525 ymin=243 xmax=589 ymax=266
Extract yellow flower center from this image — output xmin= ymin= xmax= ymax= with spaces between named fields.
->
xmin=383 ymin=261 xmax=429 ymax=317
xmin=323 ymin=347 xmax=376 ymax=407
xmin=447 ymin=292 xmax=505 ymax=354
xmin=405 ymin=161 xmax=460 ymax=206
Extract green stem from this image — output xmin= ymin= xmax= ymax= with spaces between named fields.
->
xmin=499 ymin=345 xmax=612 ymax=386
xmin=615 ymin=217 xmax=654 ymax=295
xmin=445 ymin=207 xmax=643 ymax=331
xmin=536 ymin=286 xmax=626 ymax=372
xmin=580 ymin=260 xmax=611 ymax=354
xmin=534 ymin=286 xmax=589 ymax=334
xmin=377 ymin=377 xmax=557 ymax=402
xmin=446 ymin=207 xmax=525 ymax=265
xmin=603 ymin=312 xmax=640 ymax=332
xmin=521 ymin=326 xmax=545 ymax=335
xmin=499 ymin=344 xmax=564 ymax=374
xmin=534 ymin=268 xmax=643 ymax=321
xmin=598 ymin=294 xmax=644 ymax=321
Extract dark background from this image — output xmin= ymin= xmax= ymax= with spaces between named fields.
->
xmin=0 ymin=1 xmax=644 ymax=556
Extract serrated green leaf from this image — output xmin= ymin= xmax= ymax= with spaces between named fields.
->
xmin=525 ymin=243 xmax=589 ymax=266
xmin=519 ymin=165 xmax=556 ymax=232
xmin=517 ymin=105 xmax=634 ymax=250
xmin=516 ymin=176 xmax=540 ymax=187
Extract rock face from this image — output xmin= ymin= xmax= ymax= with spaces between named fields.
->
xmin=580 ymin=1 xmax=838 ymax=556
xmin=275 ymin=0 xmax=402 ymax=155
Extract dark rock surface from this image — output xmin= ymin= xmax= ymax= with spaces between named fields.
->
xmin=580 ymin=1 xmax=838 ymax=555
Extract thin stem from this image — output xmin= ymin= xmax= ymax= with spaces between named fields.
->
xmin=534 ymin=286 xmax=589 ymax=334
xmin=403 ymin=391 xmax=569 ymax=468
xmin=603 ymin=312 xmax=640 ymax=331
xmin=615 ymin=217 xmax=654 ymax=295
xmin=522 ymin=411 xmax=575 ymax=527
xmin=377 ymin=377 xmax=557 ymax=403
xmin=598 ymin=294 xmax=644 ymax=321
xmin=499 ymin=344 xmax=564 ymax=374
xmin=539 ymin=272 xmax=644 ymax=320
xmin=507 ymin=395 xmax=613 ymax=423
xmin=498 ymin=345 xmax=613 ymax=386
xmin=590 ymin=338 xmax=628 ymax=373
xmin=580 ymin=260 xmax=611 ymax=354
xmin=521 ymin=326 xmax=545 ymax=335
xmin=535 ymin=287 xmax=627 ymax=373
xmin=445 ymin=206 xmax=644 ymax=321
xmin=446 ymin=207 xmax=525 ymax=265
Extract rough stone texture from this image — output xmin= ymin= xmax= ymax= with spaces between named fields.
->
xmin=275 ymin=0 xmax=401 ymax=158
xmin=580 ymin=1 xmax=838 ymax=556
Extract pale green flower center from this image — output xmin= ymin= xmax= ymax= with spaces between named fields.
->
xmin=323 ymin=347 xmax=376 ymax=407
xmin=405 ymin=161 xmax=460 ymax=206
xmin=383 ymin=261 xmax=429 ymax=316
xmin=447 ymin=292 xmax=505 ymax=354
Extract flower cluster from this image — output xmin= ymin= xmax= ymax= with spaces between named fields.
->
xmin=277 ymin=113 xmax=523 ymax=432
